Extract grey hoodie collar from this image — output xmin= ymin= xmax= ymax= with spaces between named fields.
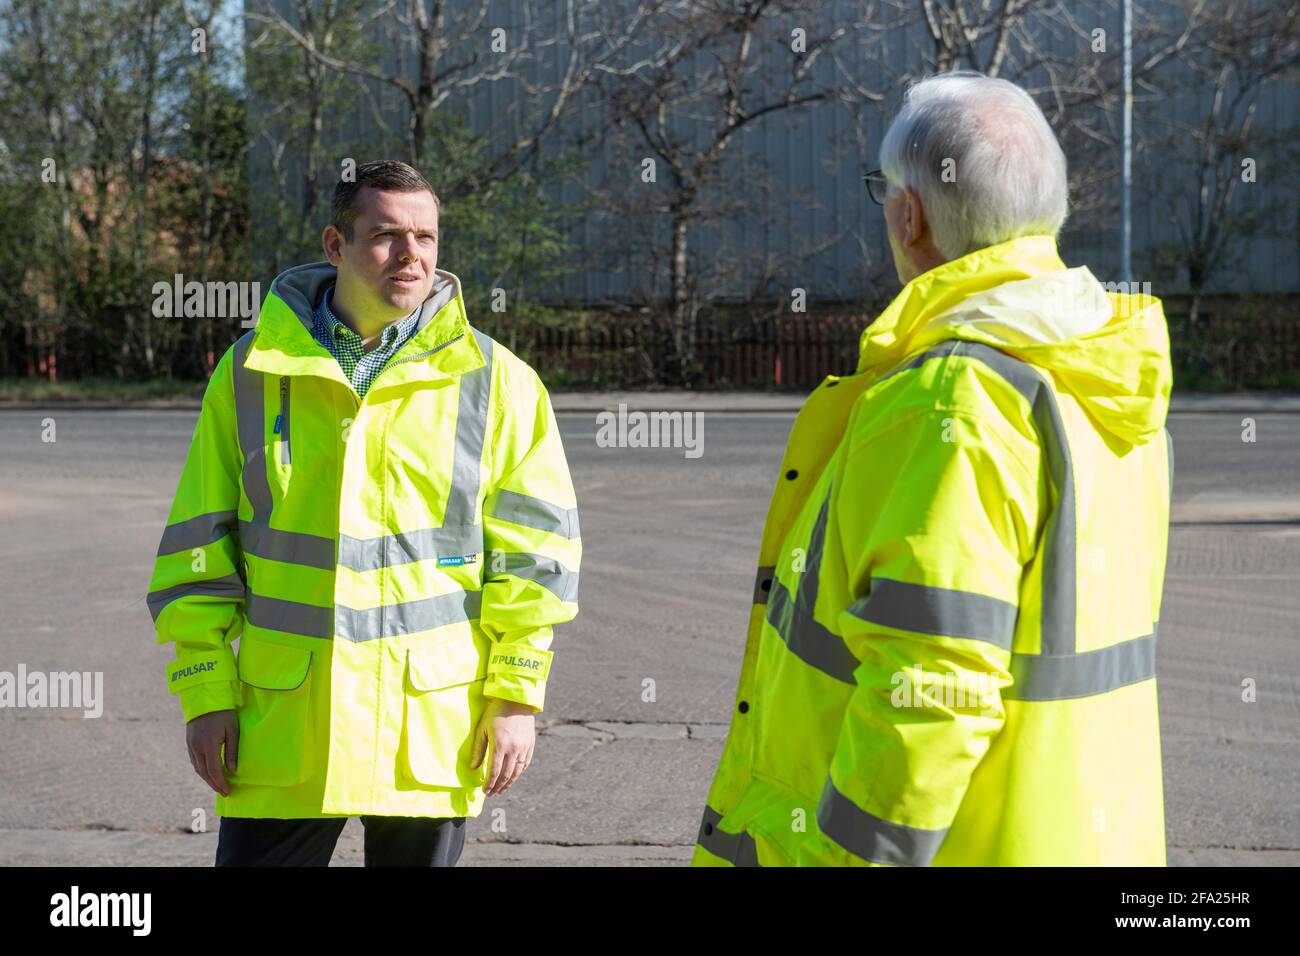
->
xmin=268 ymin=261 xmax=460 ymax=334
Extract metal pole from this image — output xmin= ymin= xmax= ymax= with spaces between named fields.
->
xmin=1121 ymin=0 xmax=1133 ymax=286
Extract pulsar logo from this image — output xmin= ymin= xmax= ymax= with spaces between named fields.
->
xmin=170 ymin=661 xmax=216 ymax=682
xmin=437 ymin=554 xmax=478 ymax=567
xmin=492 ymin=654 xmax=542 ymax=671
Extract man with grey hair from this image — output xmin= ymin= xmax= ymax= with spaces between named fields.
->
xmin=877 ymin=71 xmax=1071 ymax=275
xmin=695 ymin=71 xmax=1173 ymax=866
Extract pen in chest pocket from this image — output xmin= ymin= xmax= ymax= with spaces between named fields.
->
xmin=275 ymin=375 xmax=291 ymax=464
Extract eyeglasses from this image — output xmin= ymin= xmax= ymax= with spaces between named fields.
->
xmin=863 ymin=169 xmax=891 ymax=205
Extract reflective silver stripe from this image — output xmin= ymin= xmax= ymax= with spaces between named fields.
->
xmin=763 ymin=490 xmax=859 ymax=684
xmin=147 ymin=573 xmax=245 ymax=622
xmin=333 ymin=327 xmax=494 ymax=573
xmin=232 ymin=331 xmax=274 ymax=542
xmin=487 ymin=552 xmax=579 ymax=603
xmin=245 ymin=592 xmax=334 ymax=639
xmin=336 ymin=589 xmax=483 ymax=643
xmin=1004 ymin=632 xmax=1156 ymax=701
xmin=952 ymin=342 xmax=1076 ymax=654
xmin=231 ymin=335 xmax=340 ymax=572
xmin=485 ymin=489 xmax=580 ymax=539
xmin=752 ymin=565 xmax=775 ymax=606
xmin=228 ymin=326 xmax=500 ymax=646
xmin=765 ymin=344 xmax=1151 ymax=706
xmin=443 ymin=329 xmax=494 ymax=527
xmin=765 ymin=578 xmax=859 ymax=684
xmin=239 ymin=520 xmax=337 ymax=570
xmin=801 ymin=481 xmax=830 ymax=614
xmin=696 ymin=805 xmax=760 ymax=867
xmin=881 ymin=343 xmax=1160 ymax=701
xmin=230 ymin=328 xmax=497 ymax=581
xmin=817 ymin=777 xmax=948 ymax=866
xmin=156 ymin=510 xmax=238 ymax=557
xmin=337 ymin=524 xmax=483 ymax=573
xmin=886 ymin=341 xmax=1077 ymax=655
xmin=847 ymin=578 xmax=1017 ymax=650
xmin=878 ymin=336 xmax=963 ymax=378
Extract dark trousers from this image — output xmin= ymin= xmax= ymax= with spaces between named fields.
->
xmin=215 ymin=815 xmax=467 ymax=867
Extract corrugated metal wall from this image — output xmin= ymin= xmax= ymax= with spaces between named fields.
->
xmin=251 ymin=0 xmax=1299 ymax=301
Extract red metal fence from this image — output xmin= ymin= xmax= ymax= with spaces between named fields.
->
xmin=479 ymin=296 xmax=1300 ymax=391
xmin=477 ymin=311 xmax=870 ymax=390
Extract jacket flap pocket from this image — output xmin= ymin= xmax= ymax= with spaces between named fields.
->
xmin=238 ymin=639 xmax=313 ymax=690
xmin=406 ymin=638 xmax=486 ymax=692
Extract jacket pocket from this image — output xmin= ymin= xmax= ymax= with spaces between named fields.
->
xmin=399 ymin=633 xmax=489 ymax=789
xmin=233 ymin=638 xmax=315 ymax=787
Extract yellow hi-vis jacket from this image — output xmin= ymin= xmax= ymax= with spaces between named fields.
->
xmin=693 ymin=235 xmax=1173 ymax=866
xmin=147 ymin=263 xmax=580 ymax=819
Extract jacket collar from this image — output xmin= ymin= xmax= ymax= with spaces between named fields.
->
xmin=854 ymin=233 xmax=1173 ymax=445
xmin=856 ymin=234 xmax=1068 ymax=377
xmin=244 ymin=262 xmax=485 ymax=389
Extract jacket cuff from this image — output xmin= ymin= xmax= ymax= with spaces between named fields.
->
xmin=484 ymin=673 xmax=546 ymax=711
xmin=168 ymin=647 xmax=240 ymax=722
xmin=179 ymin=680 xmax=241 ymax=723
xmin=167 ymin=647 xmax=238 ymax=693
xmin=483 ymin=644 xmax=551 ymax=710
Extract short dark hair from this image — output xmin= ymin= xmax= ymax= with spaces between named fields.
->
xmin=330 ymin=160 xmax=440 ymax=242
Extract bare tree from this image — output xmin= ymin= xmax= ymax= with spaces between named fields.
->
xmin=590 ymin=0 xmax=883 ymax=384
xmin=245 ymin=0 xmax=381 ymax=266
xmin=918 ymin=0 xmax=1038 ymax=75
xmin=245 ymin=0 xmax=657 ymax=193
xmin=1144 ymin=0 xmax=1300 ymax=321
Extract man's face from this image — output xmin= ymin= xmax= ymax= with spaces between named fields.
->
xmin=323 ymin=186 xmax=439 ymax=320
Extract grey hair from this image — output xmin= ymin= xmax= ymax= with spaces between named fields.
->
xmin=878 ymin=71 xmax=1069 ymax=261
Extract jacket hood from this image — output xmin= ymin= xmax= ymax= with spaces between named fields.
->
xmin=257 ymin=261 xmax=464 ymax=347
xmin=857 ymin=235 xmax=1172 ymax=446
xmin=244 ymin=261 xmax=484 ymax=384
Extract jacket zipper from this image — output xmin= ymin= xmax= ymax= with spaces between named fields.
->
xmin=279 ymin=376 xmax=291 ymax=464
xmin=368 ymin=331 xmax=465 ymax=387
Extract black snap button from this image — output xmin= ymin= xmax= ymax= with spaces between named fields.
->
xmin=761 ymin=579 xmax=771 ymax=591
xmin=738 ymin=701 xmax=750 ymax=714
xmin=703 ymin=822 xmax=714 ymax=836
xmin=785 ymin=469 xmax=798 ymax=480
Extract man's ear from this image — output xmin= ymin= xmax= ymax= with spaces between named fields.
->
xmin=322 ymin=225 xmax=345 ymax=266
xmin=902 ymin=186 xmax=930 ymax=250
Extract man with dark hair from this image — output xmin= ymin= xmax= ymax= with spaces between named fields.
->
xmin=330 ymin=159 xmax=441 ymax=239
xmin=147 ymin=159 xmax=582 ymax=866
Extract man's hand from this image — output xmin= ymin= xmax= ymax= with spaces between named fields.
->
xmin=470 ymin=698 xmax=537 ymax=796
xmin=186 ymin=709 xmax=239 ymax=797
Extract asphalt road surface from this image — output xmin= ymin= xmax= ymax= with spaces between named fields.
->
xmin=0 ymin=407 xmax=1296 ymax=866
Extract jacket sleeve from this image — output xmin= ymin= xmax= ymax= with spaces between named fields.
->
xmin=479 ymin=363 xmax=581 ymax=711
xmin=146 ymin=347 xmax=246 ymax=723
xmin=797 ymin=405 xmax=1036 ymax=866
